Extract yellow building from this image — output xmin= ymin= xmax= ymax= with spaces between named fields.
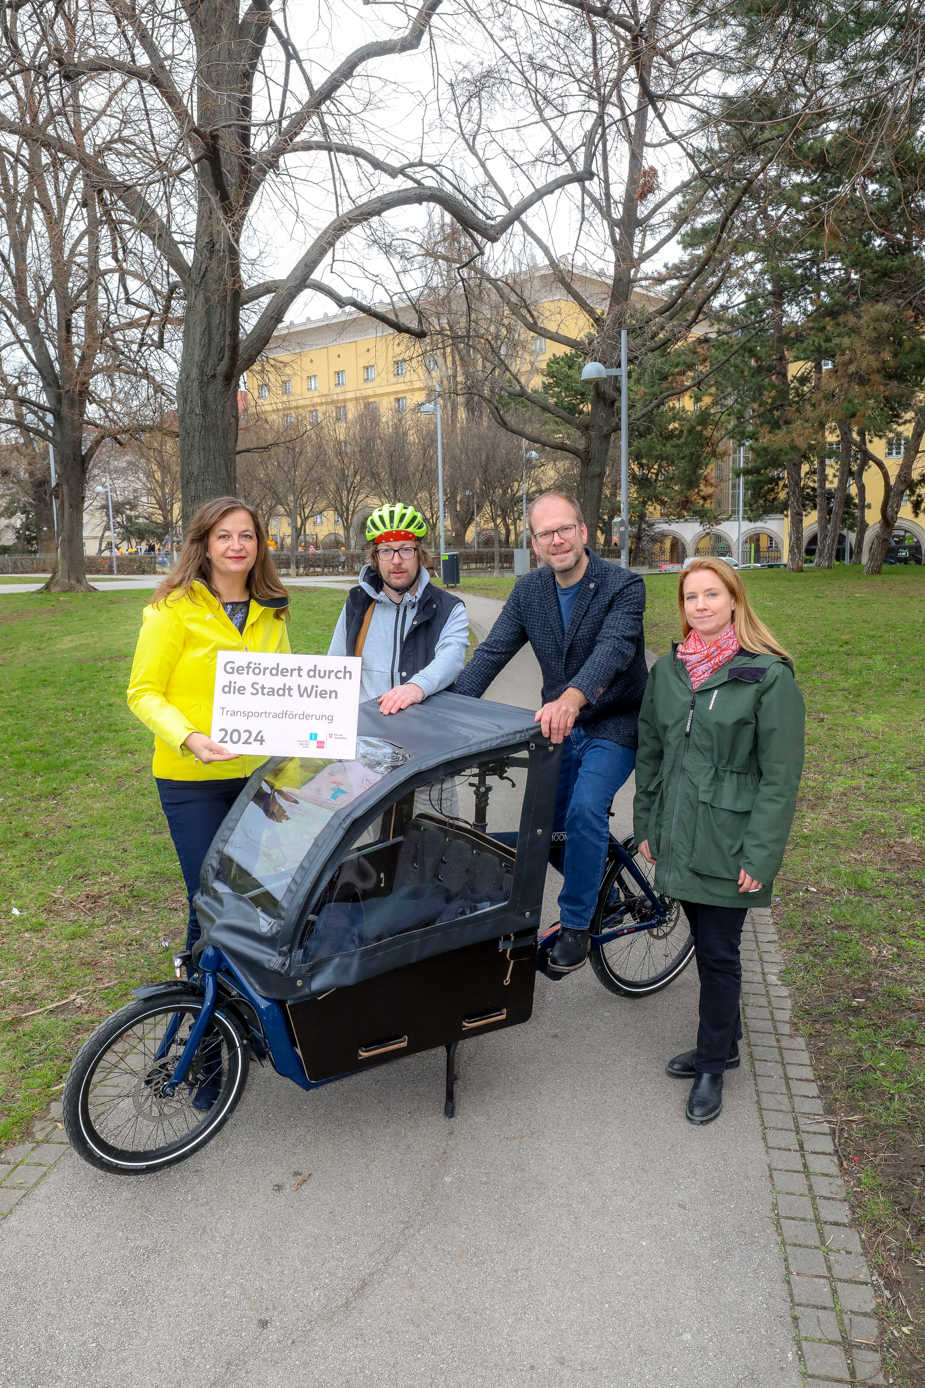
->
xmin=248 ymin=282 xmax=923 ymax=564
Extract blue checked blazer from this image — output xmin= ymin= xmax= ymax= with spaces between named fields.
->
xmin=455 ymin=549 xmax=648 ymax=747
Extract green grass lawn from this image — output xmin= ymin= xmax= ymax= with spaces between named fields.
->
xmin=0 ymin=586 xmax=347 ymax=1144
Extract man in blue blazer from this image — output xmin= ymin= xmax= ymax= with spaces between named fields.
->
xmin=455 ymin=491 xmax=647 ymax=974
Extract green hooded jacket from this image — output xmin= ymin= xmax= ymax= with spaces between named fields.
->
xmin=632 ymin=646 xmax=805 ymax=909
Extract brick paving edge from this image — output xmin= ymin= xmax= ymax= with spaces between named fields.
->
xmin=743 ymin=906 xmax=887 ymax=1386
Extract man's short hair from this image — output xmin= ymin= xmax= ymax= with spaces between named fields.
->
xmin=527 ymin=490 xmax=584 ymax=531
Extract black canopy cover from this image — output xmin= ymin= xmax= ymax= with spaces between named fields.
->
xmin=194 ymin=693 xmax=562 ymax=1001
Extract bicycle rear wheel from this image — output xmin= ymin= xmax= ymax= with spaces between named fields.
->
xmin=589 ymin=845 xmax=693 ymax=998
xmin=63 ymin=990 xmax=249 ymax=1174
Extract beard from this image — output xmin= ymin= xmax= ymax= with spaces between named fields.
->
xmin=381 ymin=563 xmax=420 ymax=596
xmin=543 ymin=543 xmax=583 ymax=573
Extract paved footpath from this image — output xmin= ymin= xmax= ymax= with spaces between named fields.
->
xmin=0 ymin=593 xmax=882 ymax=1387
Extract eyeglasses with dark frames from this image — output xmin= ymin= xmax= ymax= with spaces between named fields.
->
xmin=532 ymin=523 xmax=579 ymax=546
xmin=377 ymin=545 xmax=418 ymax=560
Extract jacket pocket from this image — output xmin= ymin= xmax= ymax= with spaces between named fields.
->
xmin=690 ymin=772 xmax=758 ymax=880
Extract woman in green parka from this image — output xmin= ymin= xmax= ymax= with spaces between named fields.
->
xmin=633 ymin=557 xmax=804 ymax=1126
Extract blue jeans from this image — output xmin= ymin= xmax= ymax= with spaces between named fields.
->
xmin=551 ymin=728 xmax=636 ymax=931
xmin=156 ymin=778 xmax=249 ymax=950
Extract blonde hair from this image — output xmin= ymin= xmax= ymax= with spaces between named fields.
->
xmin=678 ymin=558 xmax=792 ymax=663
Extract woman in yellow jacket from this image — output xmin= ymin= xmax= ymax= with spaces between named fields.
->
xmin=128 ymin=496 xmax=290 ymax=954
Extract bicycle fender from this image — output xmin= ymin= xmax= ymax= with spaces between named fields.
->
xmin=132 ymin=980 xmax=204 ymax=1000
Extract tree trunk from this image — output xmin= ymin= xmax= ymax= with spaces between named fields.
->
xmin=865 ymin=410 xmax=925 ymax=573
xmin=852 ymin=449 xmax=868 ymax=564
xmin=785 ymin=455 xmax=804 ymax=571
xmin=814 ymin=449 xmax=829 ymax=563
xmin=577 ymin=396 xmax=616 ymax=551
xmin=42 ymin=414 xmax=94 ymax=592
xmin=290 ymin=496 xmax=298 ymax=578
xmin=492 ymin=504 xmax=500 ymax=577
xmin=816 ymin=426 xmax=852 ymax=568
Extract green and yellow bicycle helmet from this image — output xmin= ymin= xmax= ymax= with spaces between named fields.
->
xmin=365 ymin=502 xmax=427 ymax=544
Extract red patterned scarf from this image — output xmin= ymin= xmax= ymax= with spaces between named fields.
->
xmin=677 ymin=624 xmax=739 ymax=689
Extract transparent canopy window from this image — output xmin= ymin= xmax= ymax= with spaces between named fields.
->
xmin=298 ymin=752 xmax=530 ymax=968
xmin=215 ymin=738 xmax=412 ymax=916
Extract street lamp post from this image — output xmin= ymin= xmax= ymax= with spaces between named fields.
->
xmin=521 ymin=442 xmax=538 ymax=550
xmin=95 ymin=478 xmax=117 ymax=576
xmin=737 ymin=446 xmax=744 ymax=566
xmin=581 ymin=328 xmax=629 ymax=567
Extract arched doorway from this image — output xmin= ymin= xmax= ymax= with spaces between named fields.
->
xmin=741 ymin=531 xmax=783 ymax=566
xmin=651 ymin=533 xmax=686 ymax=565
xmin=884 ymin=528 xmax=923 ymax=564
xmin=695 ymin=531 xmax=732 ymax=558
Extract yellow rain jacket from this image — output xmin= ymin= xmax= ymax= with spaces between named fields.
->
xmin=127 ymin=581 xmax=291 ymax=781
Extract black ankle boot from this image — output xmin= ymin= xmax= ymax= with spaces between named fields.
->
xmin=686 ymin=1072 xmax=724 ymax=1124
xmin=548 ymin=927 xmax=591 ymax=973
xmin=667 ymin=1042 xmax=740 ymax=1079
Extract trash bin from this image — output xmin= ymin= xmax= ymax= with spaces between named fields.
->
xmin=513 ymin=549 xmax=532 ymax=576
xmin=441 ymin=551 xmax=460 ymax=587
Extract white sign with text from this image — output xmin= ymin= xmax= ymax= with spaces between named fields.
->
xmin=210 ymin=652 xmax=362 ymax=760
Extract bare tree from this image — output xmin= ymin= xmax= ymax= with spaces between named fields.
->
xmin=379 ymin=0 xmax=856 ymax=543
xmin=0 ymin=0 xmax=589 ymax=532
xmin=0 ymin=28 xmax=170 ymax=589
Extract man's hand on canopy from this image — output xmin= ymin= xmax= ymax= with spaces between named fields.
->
xmin=534 ymin=687 xmax=587 ymax=744
xmin=378 ymin=682 xmax=425 ymax=715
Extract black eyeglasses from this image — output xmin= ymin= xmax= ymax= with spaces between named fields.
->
xmin=532 ymin=523 xmax=578 ymax=546
xmin=377 ymin=545 xmax=417 ymax=560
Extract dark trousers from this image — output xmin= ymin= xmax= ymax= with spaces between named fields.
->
xmin=156 ymin=778 xmax=249 ymax=950
xmin=679 ymin=899 xmax=748 ymax=1075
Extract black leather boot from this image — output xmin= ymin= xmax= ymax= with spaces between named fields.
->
xmin=666 ymin=1042 xmax=739 ymax=1079
xmin=686 ymin=1072 xmax=724 ymax=1124
xmin=548 ymin=927 xmax=591 ymax=974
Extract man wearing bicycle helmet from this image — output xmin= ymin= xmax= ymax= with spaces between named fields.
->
xmin=328 ymin=502 xmax=468 ymax=712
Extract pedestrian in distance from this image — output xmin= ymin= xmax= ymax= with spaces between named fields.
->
xmin=327 ymin=502 xmax=468 ymax=711
xmin=633 ymin=557 xmax=804 ymax=1125
xmin=455 ymin=490 xmax=648 ymax=976
xmin=127 ymin=497 xmax=291 ymax=972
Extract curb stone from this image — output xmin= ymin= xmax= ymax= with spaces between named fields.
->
xmin=0 ymin=1100 xmax=68 ymax=1216
xmin=743 ymin=907 xmax=887 ymax=1386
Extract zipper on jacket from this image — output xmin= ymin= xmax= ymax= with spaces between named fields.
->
xmin=664 ymin=693 xmax=697 ymax=885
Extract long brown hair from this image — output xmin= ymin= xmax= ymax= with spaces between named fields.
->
xmin=678 ymin=558 xmax=792 ymax=662
xmin=152 ymin=497 xmax=290 ymax=620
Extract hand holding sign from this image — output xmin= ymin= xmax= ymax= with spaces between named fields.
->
xmin=210 ymin=653 xmax=362 ymax=759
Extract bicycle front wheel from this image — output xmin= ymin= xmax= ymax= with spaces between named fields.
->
xmin=63 ymin=990 xmax=249 ymax=1174
xmin=589 ymin=847 xmax=694 ymax=998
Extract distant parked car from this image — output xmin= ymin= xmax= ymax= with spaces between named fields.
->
xmin=658 ymin=562 xmax=684 ymax=572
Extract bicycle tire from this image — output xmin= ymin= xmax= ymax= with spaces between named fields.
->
xmin=588 ymin=847 xmax=694 ymax=998
xmin=63 ymin=990 xmax=249 ymax=1174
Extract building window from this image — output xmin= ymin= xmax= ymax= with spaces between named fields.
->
xmin=309 ymin=409 xmax=319 ymax=425
xmin=499 ymin=344 xmax=508 ymax=358
xmin=886 ymin=435 xmax=906 ymax=458
xmin=427 ymin=355 xmax=439 ymax=371
xmin=365 ymin=400 xmax=378 ymax=414
xmin=340 ymin=441 xmax=348 ymax=455
xmin=283 ymin=412 xmax=293 ymax=426
xmin=308 ymin=375 xmax=318 ymax=392
xmin=282 ymin=379 xmax=292 ymax=395
xmin=336 ymin=405 xmax=347 ymax=422
xmin=335 ymin=513 xmax=342 ymax=524
xmin=395 ymin=396 xmax=407 ymax=414
xmin=364 ymin=365 xmax=376 ymax=383
xmin=314 ymin=512 xmax=324 ymax=525
xmin=532 ymin=336 xmax=546 ymax=353
xmin=335 ymin=370 xmax=346 ymax=387
xmin=257 ymin=383 xmax=268 ymax=400
xmin=393 ymin=360 xmax=406 ymax=378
